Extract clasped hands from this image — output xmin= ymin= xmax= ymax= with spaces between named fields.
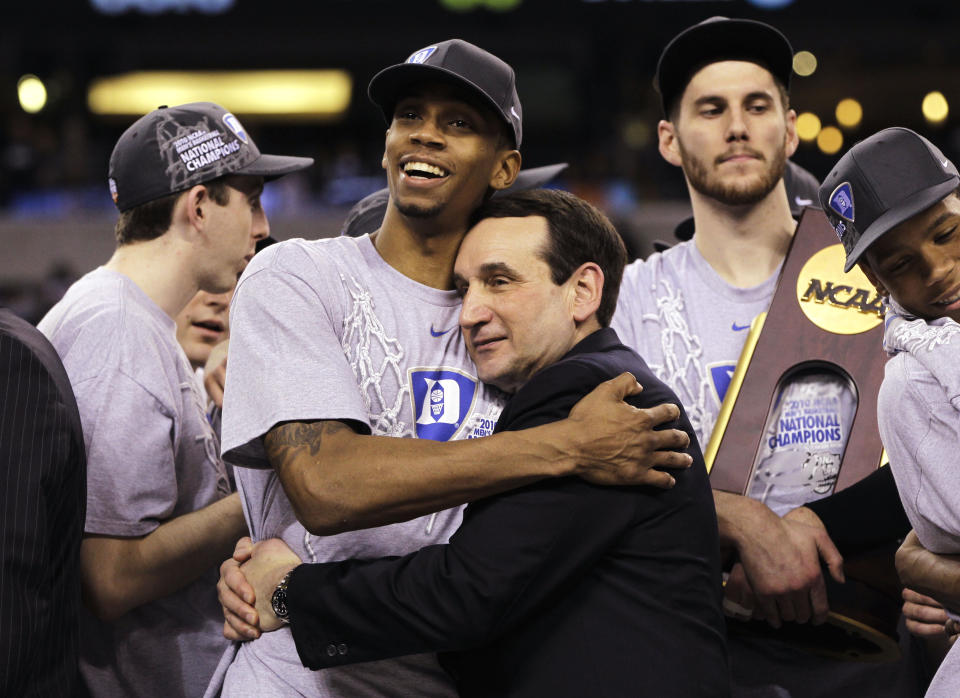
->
xmin=218 ymin=536 xmax=301 ymax=640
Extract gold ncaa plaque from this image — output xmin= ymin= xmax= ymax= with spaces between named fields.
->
xmin=795 ymin=244 xmax=883 ymax=335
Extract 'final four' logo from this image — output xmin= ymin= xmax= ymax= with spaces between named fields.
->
xmin=409 ymin=367 xmax=478 ymax=441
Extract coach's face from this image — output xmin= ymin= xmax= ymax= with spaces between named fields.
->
xmin=382 ymin=83 xmax=520 ymax=230
xmin=454 ymin=215 xmax=581 ymax=393
xmin=658 ymin=60 xmax=798 ymax=207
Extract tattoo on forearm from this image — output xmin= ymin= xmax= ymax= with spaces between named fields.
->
xmin=264 ymin=421 xmax=351 ymax=473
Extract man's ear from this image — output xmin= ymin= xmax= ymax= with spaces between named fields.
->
xmin=489 ymin=150 xmax=522 ymax=192
xmin=859 ymin=259 xmax=889 ymax=298
xmin=382 ymin=129 xmax=390 ymax=171
xmin=569 ymin=262 xmax=604 ymax=323
xmin=658 ymin=120 xmax=683 ymax=168
xmin=181 ymin=185 xmax=209 ymax=231
xmin=784 ymin=108 xmax=799 ymax=159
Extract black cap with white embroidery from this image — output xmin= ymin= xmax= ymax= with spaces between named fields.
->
xmin=819 ymin=127 xmax=959 ymax=272
xmin=368 ymin=39 xmax=523 ymax=148
xmin=108 ymin=102 xmax=313 ymax=212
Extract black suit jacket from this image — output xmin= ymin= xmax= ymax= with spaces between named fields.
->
xmin=0 ymin=309 xmax=86 ymax=696
xmin=287 ymin=328 xmax=729 ymax=697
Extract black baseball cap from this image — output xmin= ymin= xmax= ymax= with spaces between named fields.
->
xmin=341 ymin=163 xmax=567 ymax=238
xmin=820 ymin=127 xmax=960 ymax=272
xmin=368 ymin=39 xmax=523 ymax=148
xmin=108 ymin=102 xmax=314 ymax=212
xmin=655 ymin=17 xmax=794 ymax=117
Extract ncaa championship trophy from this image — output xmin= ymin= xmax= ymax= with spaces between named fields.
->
xmin=705 ymin=207 xmax=899 ymax=661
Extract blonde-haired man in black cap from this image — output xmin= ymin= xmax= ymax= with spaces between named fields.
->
xmin=821 ymin=127 xmax=960 ymax=697
xmin=37 ymin=102 xmax=312 ymax=697
xmin=611 ymin=17 xmax=925 ymax=698
xmin=213 ymin=39 xmax=691 ymax=697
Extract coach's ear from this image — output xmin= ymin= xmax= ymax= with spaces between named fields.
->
xmin=568 ymin=261 xmax=603 ymax=323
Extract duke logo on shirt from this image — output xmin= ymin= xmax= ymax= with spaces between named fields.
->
xmin=709 ymin=362 xmax=737 ymax=404
xmin=410 ymin=367 xmax=478 ymax=441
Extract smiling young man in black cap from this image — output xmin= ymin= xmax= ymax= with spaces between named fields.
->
xmin=212 ymin=40 xmax=692 ymax=697
xmin=36 ymin=102 xmax=312 ymax=697
xmin=821 ymin=127 xmax=960 ymax=697
xmin=610 ymin=17 xmax=925 ymax=698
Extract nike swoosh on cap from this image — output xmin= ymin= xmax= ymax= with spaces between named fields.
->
xmin=430 ymin=326 xmax=455 ymax=337
xmin=794 ymin=196 xmax=813 ymax=206
xmin=731 ymin=322 xmax=751 ymax=331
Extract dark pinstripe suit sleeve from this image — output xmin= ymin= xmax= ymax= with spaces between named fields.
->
xmin=0 ymin=310 xmax=86 ymax=697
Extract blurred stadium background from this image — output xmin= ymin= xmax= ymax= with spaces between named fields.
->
xmin=3 ymin=0 xmax=958 ymax=320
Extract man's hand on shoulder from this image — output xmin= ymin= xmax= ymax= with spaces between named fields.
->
xmin=718 ymin=497 xmax=844 ymax=628
xmin=563 ymin=373 xmax=693 ymax=489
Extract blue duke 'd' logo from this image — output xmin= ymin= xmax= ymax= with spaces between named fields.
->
xmin=409 ymin=367 xmax=478 ymax=441
xmin=828 ymin=182 xmax=855 ymax=222
xmin=407 ymin=46 xmax=437 ymax=64
xmin=709 ymin=363 xmax=737 ymax=404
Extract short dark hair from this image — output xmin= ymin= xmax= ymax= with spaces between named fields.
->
xmin=667 ymin=70 xmax=790 ymax=123
xmin=469 ymin=189 xmax=627 ymax=326
xmin=114 ymin=177 xmax=231 ymax=245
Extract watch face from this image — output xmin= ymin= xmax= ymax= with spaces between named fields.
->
xmin=272 ymin=588 xmax=288 ymax=619
xmin=272 ymin=578 xmax=290 ymax=621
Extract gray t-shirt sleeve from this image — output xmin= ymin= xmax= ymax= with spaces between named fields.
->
xmin=78 ymin=370 xmax=179 ymax=537
xmin=879 ymin=354 xmax=960 ymax=554
xmin=221 ymin=248 xmax=372 ymax=468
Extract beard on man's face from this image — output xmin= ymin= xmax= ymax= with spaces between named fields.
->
xmin=678 ymin=137 xmax=787 ymax=207
xmin=394 ymin=199 xmax=446 ymax=219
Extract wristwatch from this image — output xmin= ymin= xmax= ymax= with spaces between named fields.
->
xmin=271 ymin=569 xmax=295 ymax=625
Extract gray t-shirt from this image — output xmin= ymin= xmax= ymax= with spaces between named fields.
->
xmin=612 ymin=240 xmax=855 ymax=514
xmin=214 ymin=235 xmax=504 ymax=697
xmin=877 ymin=306 xmax=960 ymax=698
xmin=38 ymin=267 xmax=231 ymax=698
xmin=612 ymin=239 xmax=779 ymax=448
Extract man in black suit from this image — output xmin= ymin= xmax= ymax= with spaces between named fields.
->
xmin=0 ymin=308 xmax=86 ymax=695
xmin=232 ymin=189 xmax=729 ymax=697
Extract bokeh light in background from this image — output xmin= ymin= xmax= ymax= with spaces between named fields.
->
xmin=17 ymin=75 xmax=47 ymax=114
xmin=87 ymin=71 xmax=353 ymax=119
xmin=817 ymin=126 xmax=844 ymax=155
xmin=835 ymin=98 xmax=862 ymax=129
xmin=792 ymin=51 xmax=818 ymax=77
xmin=440 ymin=0 xmax=522 ymax=10
xmin=622 ymin=119 xmax=652 ymax=150
xmin=923 ymin=91 xmax=949 ymax=124
xmin=745 ymin=0 xmax=795 ymax=8
xmin=796 ymin=112 xmax=822 ymax=142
